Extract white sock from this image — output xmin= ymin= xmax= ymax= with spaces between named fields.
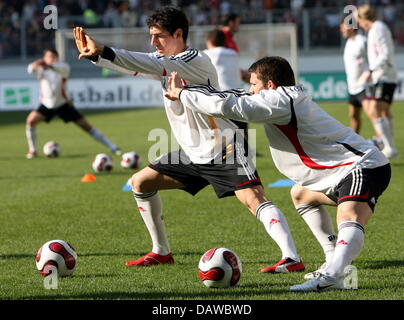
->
xmin=296 ymin=204 xmax=336 ymax=264
xmin=374 ymin=117 xmax=396 ymax=151
xmin=133 ymin=190 xmax=170 ymax=255
xmin=256 ymin=202 xmax=300 ymax=261
xmin=26 ymin=126 xmax=37 ymax=152
xmin=323 ymin=221 xmax=364 ymax=278
xmin=89 ymin=128 xmax=118 ymax=152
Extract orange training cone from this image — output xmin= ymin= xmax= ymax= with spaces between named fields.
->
xmin=81 ymin=173 xmax=96 ymax=182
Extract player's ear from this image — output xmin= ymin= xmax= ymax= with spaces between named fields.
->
xmin=174 ymin=28 xmax=183 ymax=40
xmin=268 ymin=80 xmax=277 ymax=90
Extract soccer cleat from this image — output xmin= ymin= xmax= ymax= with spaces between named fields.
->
xmin=125 ymin=252 xmax=174 ymax=267
xmin=304 ymin=262 xmax=328 ymax=280
xmin=290 ymin=273 xmax=346 ymax=292
xmin=26 ymin=151 xmax=37 ymax=159
xmin=260 ymin=257 xmax=305 ymax=273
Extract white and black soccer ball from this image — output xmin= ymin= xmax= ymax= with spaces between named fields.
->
xmin=120 ymin=151 xmax=141 ymax=169
xmin=198 ymin=248 xmax=242 ymax=288
xmin=43 ymin=141 xmax=60 ymax=157
xmin=35 ymin=240 xmax=77 ymax=277
xmin=92 ymin=153 xmax=113 ymax=172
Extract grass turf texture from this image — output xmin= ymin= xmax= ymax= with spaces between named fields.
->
xmin=0 ymin=102 xmax=403 ymax=300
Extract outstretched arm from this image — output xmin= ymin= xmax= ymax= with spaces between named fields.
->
xmin=73 ymin=26 xmax=164 ymax=75
xmin=165 ymin=72 xmax=289 ymax=124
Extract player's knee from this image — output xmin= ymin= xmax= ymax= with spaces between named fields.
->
xmin=290 ymin=184 xmax=306 ymax=205
xmin=26 ymin=117 xmax=36 ymax=127
xmin=131 ymin=173 xmax=143 ymax=193
xmin=131 ymin=172 xmax=153 ymax=193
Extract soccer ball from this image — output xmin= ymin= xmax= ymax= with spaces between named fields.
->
xmin=198 ymin=248 xmax=242 ymax=288
xmin=43 ymin=141 xmax=60 ymax=157
xmin=35 ymin=240 xmax=77 ymax=277
xmin=120 ymin=151 xmax=141 ymax=169
xmin=92 ymin=153 xmax=113 ymax=172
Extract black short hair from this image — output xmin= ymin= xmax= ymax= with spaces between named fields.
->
xmin=222 ymin=13 xmax=240 ymax=26
xmin=147 ymin=6 xmax=189 ymax=42
xmin=248 ymin=56 xmax=295 ymax=87
xmin=207 ymin=29 xmax=226 ymax=47
xmin=44 ymin=48 xmax=59 ymax=57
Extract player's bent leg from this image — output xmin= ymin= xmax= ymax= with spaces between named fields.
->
xmin=291 ymin=184 xmax=338 ymax=278
xmin=364 ymin=99 xmax=397 ymax=158
xmin=290 ymin=184 xmax=336 ymax=207
xmin=25 ymin=111 xmax=45 ymax=159
xmin=291 ymin=201 xmax=370 ymax=292
xmin=234 ymin=185 xmax=268 ymax=215
xmin=348 ymin=104 xmax=361 ymax=133
xmin=235 ymin=186 xmax=304 ymax=273
xmin=126 ymin=167 xmax=185 ymax=267
xmin=74 ymin=117 xmax=122 ymax=155
xmin=131 ymin=166 xmax=185 ymax=193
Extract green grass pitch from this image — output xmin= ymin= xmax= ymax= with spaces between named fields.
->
xmin=0 ymin=101 xmax=403 ymax=300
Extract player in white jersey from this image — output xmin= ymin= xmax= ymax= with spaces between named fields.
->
xmin=340 ymin=19 xmax=367 ymax=134
xmin=165 ymin=56 xmax=391 ymax=292
xmin=357 ymin=5 xmax=399 ymax=159
xmin=203 ymin=29 xmax=243 ymax=90
xmin=25 ymin=48 xmax=121 ymax=159
xmin=73 ymin=7 xmax=305 ymax=273
xmin=203 ymin=29 xmax=251 ymax=153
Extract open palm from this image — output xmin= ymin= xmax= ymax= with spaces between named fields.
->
xmin=72 ymin=27 xmax=102 ymax=59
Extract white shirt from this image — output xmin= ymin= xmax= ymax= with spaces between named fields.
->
xmin=367 ymin=20 xmax=398 ymax=84
xmin=343 ymin=34 xmax=367 ymax=95
xmin=179 ymin=85 xmax=388 ymax=193
xmin=28 ymin=62 xmax=70 ymax=109
xmin=94 ymin=47 xmax=239 ymax=164
xmin=203 ymin=47 xmax=241 ymax=90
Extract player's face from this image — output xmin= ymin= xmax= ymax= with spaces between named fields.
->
xmin=229 ymin=17 xmax=241 ymax=33
xmin=357 ymin=18 xmax=369 ymax=31
xmin=150 ymin=26 xmax=182 ymax=56
xmin=249 ymin=72 xmax=268 ymax=94
xmin=43 ymin=51 xmax=58 ymax=65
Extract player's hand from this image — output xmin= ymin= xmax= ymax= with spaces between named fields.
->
xmin=73 ymin=27 xmax=104 ymax=59
xmin=164 ymin=72 xmax=184 ymax=101
xmin=32 ymin=59 xmax=46 ymax=69
xmin=358 ymin=70 xmax=372 ymax=85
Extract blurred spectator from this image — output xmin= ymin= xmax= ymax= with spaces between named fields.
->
xmin=83 ymin=6 xmax=99 ymax=27
xmin=120 ymin=1 xmax=137 ymax=28
xmin=1 ymin=0 xmax=404 ymax=60
xmin=103 ymin=1 xmax=121 ymax=28
xmin=22 ymin=1 xmax=35 ymax=21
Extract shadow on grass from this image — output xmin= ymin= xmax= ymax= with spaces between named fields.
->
xmin=21 ymin=286 xmax=289 ymax=300
xmin=0 ymin=109 xmax=157 ymax=127
xmin=358 ymin=260 xmax=404 ymax=269
xmin=0 ymin=254 xmax=34 ymax=259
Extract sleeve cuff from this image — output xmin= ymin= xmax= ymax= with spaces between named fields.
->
xmin=178 ymin=89 xmax=185 ymax=102
xmin=101 ymin=46 xmax=115 ymax=61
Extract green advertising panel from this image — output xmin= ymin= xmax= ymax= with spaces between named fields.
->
xmin=299 ymin=72 xmax=348 ymax=101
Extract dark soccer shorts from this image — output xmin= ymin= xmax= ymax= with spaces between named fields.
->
xmin=348 ymin=90 xmax=366 ymax=108
xmin=148 ymin=145 xmax=262 ymax=199
xmin=37 ymin=103 xmax=83 ymax=123
xmin=365 ymin=82 xmax=397 ymax=104
xmin=326 ymin=164 xmax=391 ymax=211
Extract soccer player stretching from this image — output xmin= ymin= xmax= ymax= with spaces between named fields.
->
xmin=73 ymin=6 xmax=304 ymax=273
xmin=26 ymin=48 xmax=121 ymax=159
xmin=357 ymin=5 xmax=399 ymax=159
xmin=340 ymin=18 xmax=367 ymax=134
xmin=165 ymin=56 xmax=390 ymax=291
